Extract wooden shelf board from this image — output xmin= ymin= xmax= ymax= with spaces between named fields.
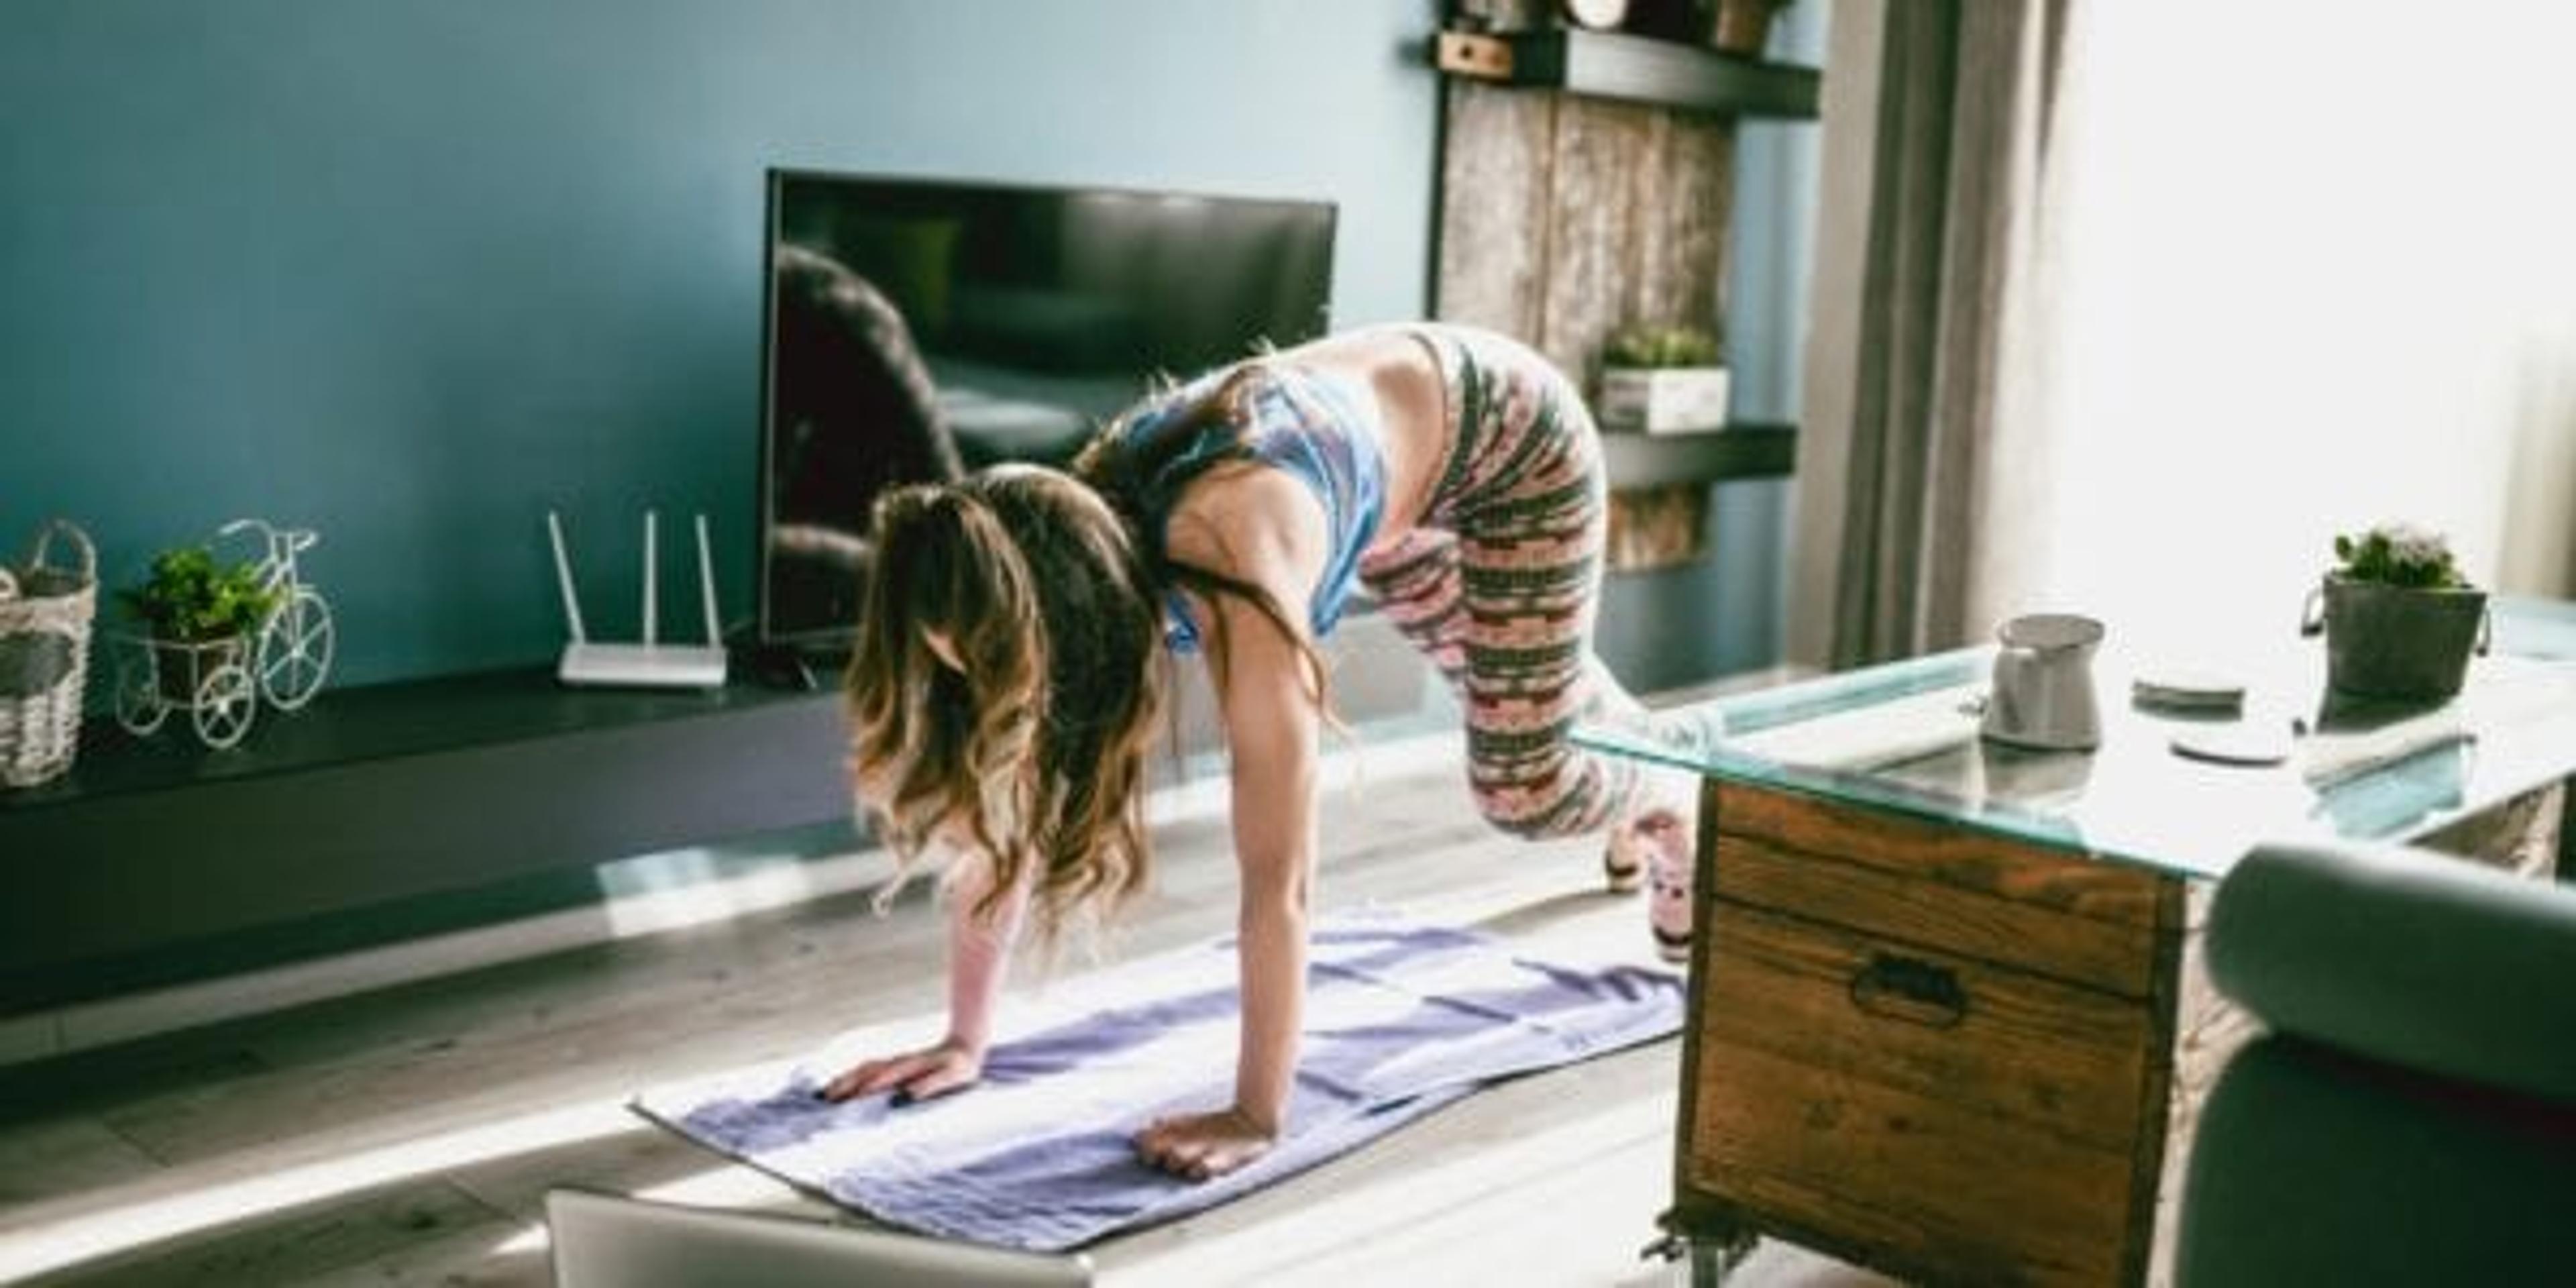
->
xmin=1434 ymin=29 xmax=1821 ymax=119
xmin=1603 ymin=423 xmax=1796 ymax=488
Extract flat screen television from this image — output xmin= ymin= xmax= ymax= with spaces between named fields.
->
xmin=755 ymin=169 xmax=1337 ymax=653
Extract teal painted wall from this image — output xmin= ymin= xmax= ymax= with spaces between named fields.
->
xmin=1 ymin=0 xmax=1442 ymax=686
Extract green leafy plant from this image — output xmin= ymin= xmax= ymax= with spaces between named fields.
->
xmin=1605 ymin=323 xmax=1723 ymax=370
xmin=2331 ymin=522 xmax=2470 ymax=590
xmin=120 ymin=545 xmax=283 ymax=643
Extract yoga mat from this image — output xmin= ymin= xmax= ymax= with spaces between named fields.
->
xmin=633 ymin=915 xmax=1683 ymax=1251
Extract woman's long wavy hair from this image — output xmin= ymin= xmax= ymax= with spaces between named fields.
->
xmin=847 ymin=465 xmax=1166 ymax=939
xmin=846 ymin=365 xmax=1329 ymax=938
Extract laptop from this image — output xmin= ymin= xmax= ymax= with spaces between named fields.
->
xmin=545 ymin=1187 xmax=1095 ymax=1288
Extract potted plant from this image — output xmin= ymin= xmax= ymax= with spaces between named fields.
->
xmin=1597 ymin=323 xmax=1731 ymax=435
xmin=2303 ymin=522 xmax=2489 ymax=701
xmin=119 ymin=545 xmax=283 ymax=704
xmin=1709 ymin=0 xmax=1795 ymax=56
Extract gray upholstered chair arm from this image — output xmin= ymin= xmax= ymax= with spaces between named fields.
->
xmin=2206 ymin=839 xmax=2576 ymax=1104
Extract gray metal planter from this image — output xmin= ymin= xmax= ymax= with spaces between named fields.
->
xmin=2304 ymin=575 xmax=2490 ymax=701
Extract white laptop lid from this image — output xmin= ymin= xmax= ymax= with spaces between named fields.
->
xmin=546 ymin=1188 xmax=1094 ymax=1288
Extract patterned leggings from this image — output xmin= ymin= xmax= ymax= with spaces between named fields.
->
xmin=1358 ymin=325 xmax=1656 ymax=839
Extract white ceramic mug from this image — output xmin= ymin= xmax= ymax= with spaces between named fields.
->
xmin=1981 ymin=612 xmax=2105 ymax=751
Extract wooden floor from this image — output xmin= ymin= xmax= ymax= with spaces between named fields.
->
xmin=0 ymin=739 xmax=1891 ymax=1287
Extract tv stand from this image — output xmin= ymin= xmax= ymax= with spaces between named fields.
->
xmin=741 ymin=641 xmax=843 ymax=693
xmin=0 ymin=667 xmax=853 ymax=1016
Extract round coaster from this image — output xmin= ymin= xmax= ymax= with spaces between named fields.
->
xmin=2171 ymin=718 xmax=2295 ymax=767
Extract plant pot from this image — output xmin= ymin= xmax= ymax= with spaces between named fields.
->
xmin=150 ymin=635 xmax=250 ymax=704
xmin=1598 ymin=365 xmax=1731 ymax=435
xmin=2305 ymin=576 xmax=2489 ymax=702
xmin=1710 ymin=0 xmax=1786 ymax=55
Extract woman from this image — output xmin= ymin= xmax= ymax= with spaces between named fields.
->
xmin=821 ymin=322 xmax=1695 ymax=1181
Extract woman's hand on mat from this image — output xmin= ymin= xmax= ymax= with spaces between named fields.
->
xmin=1134 ymin=1106 xmax=1280 ymax=1181
xmin=818 ymin=1038 xmax=984 ymax=1104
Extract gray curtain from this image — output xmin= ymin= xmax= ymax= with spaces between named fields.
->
xmin=1788 ymin=0 xmax=2076 ymax=669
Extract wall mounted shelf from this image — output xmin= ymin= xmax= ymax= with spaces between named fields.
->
xmin=1433 ymin=29 xmax=1821 ymax=118
xmin=1603 ymin=423 xmax=1796 ymax=489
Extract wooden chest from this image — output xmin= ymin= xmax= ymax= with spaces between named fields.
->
xmin=1674 ymin=777 xmax=2180 ymax=1285
xmin=1673 ymin=777 xmax=2565 ymax=1287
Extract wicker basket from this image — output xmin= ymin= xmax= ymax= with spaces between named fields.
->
xmin=0 ymin=520 xmax=98 ymax=788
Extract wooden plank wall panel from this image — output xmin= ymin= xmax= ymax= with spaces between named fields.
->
xmin=1435 ymin=79 xmax=1556 ymax=340
xmin=1536 ymin=97 xmax=1658 ymax=375
xmin=1434 ymin=79 xmax=1735 ymax=384
xmin=1432 ymin=17 xmax=1741 ymax=573
xmin=1636 ymin=115 xmax=1735 ymax=346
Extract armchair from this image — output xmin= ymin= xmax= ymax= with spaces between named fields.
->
xmin=2177 ymin=837 xmax=2576 ymax=1285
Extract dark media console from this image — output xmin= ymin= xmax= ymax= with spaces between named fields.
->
xmin=0 ymin=663 xmax=853 ymax=1016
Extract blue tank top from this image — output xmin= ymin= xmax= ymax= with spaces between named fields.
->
xmin=1121 ymin=362 xmax=1388 ymax=652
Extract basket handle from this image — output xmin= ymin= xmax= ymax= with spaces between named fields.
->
xmin=27 ymin=519 xmax=97 ymax=586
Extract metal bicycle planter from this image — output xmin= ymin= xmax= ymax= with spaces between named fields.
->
xmin=113 ymin=519 xmax=335 ymax=750
xmin=113 ymin=633 xmax=262 ymax=749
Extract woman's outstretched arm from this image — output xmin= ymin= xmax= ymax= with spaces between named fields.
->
xmin=821 ymin=848 xmax=1028 ymax=1102
xmin=1135 ymin=470 xmax=1329 ymax=1179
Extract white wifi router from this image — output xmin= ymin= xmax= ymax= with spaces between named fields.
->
xmin=547 ymin=508 xmax=729 ymax=689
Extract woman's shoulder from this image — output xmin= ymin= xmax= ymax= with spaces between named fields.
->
xmin=1163 ymin=465 xmax=1329 ymax=588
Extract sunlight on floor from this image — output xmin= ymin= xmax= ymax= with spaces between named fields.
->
xmin=1 ymin=1101 xmax=622 ymax=1281
xmin=596 ymin=846 xmax=824 ymax=938
xmin=1110 ymin=1078 xmax=1678 ymax=1288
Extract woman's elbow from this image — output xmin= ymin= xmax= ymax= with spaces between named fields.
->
xmin=1237 ymin=861 xmax=1312 ymax=926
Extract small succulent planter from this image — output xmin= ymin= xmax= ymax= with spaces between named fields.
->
xmin=2306 ymin=576 xmax=2489 ymax=702
xmin=2302 ymin=524 xmax=2490 ymax=702
xmin=1597 ymin=323 xmax=1731 ymax=435
xmin=1598 ymin=365 xmax=1733 ymax=435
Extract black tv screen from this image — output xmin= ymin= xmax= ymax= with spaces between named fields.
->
xmin=755 ymin=169 xmax=1337 ymax=652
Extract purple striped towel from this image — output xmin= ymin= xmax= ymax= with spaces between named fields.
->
xmin=632 ymin=915 xmax=1682 ymax=1252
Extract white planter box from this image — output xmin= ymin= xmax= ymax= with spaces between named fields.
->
xmin=1598 ymin=366 xmax=1731 ymax=435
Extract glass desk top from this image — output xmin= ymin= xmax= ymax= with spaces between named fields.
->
xmin=1577 ymin=596 xmax=2576 ymax=883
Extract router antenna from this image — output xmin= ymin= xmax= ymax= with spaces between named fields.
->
xmin=642 ymin=509 xmax=659 ymax=648
xmin=547 ymin=511 xmax=588 ymax=644
xmin=694 ymin=513 xmax=720 ymax=645
xmin=549 ymin=503 xmax=726 ymax=690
